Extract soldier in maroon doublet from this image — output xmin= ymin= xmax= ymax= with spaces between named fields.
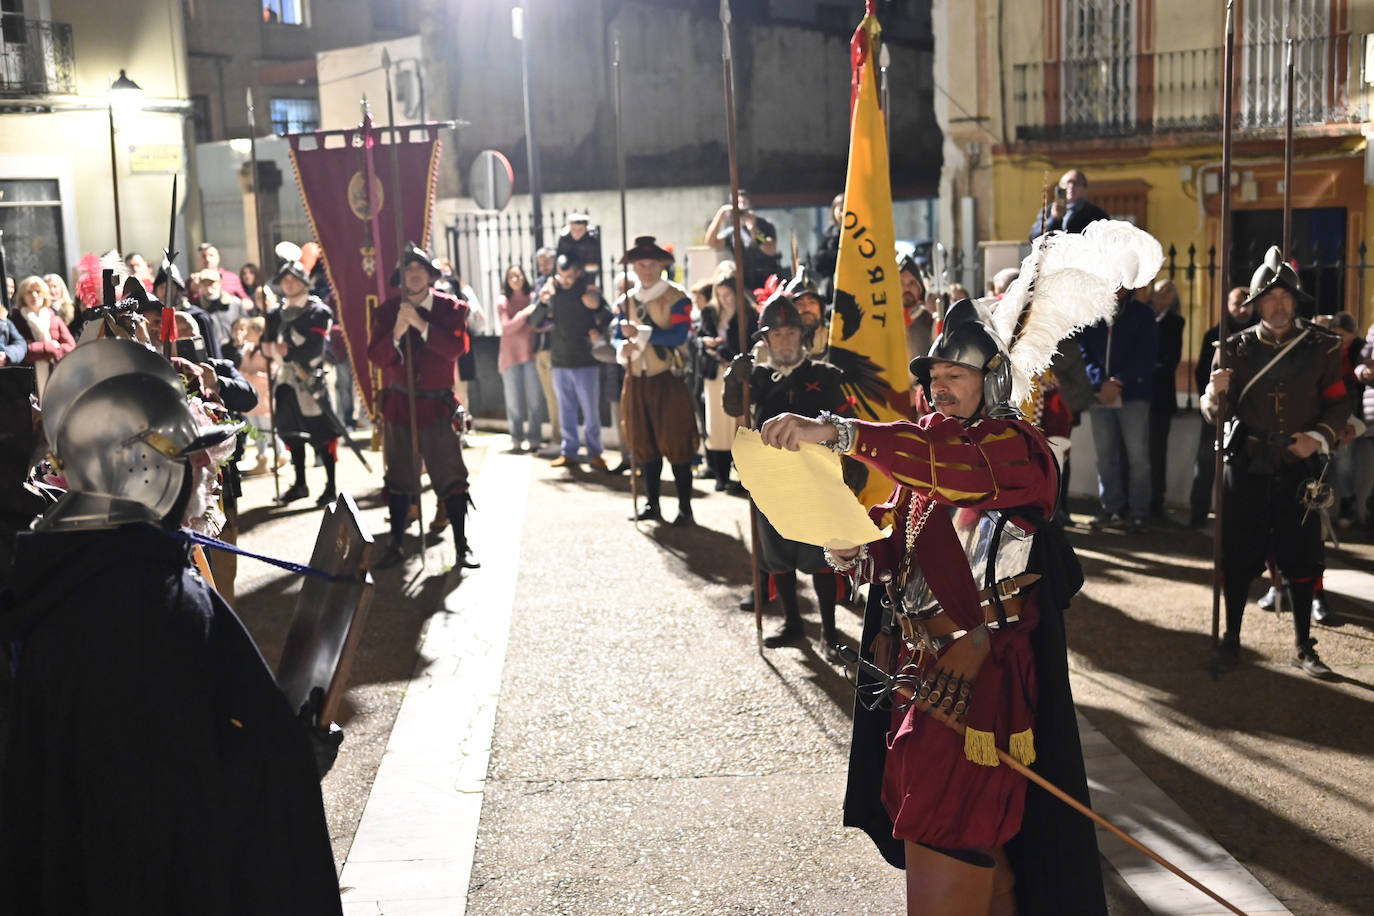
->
xmin=368 ymin=243 xmax=478 ymax=570
xmin=760 ymin=299 xmax=1104 ymax=914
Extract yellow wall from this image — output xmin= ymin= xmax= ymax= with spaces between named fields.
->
xmin=981 ymin=0 xmax=1374 ymax=363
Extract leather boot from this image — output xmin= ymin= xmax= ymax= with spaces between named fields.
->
xmin=670 ymin=462 xmax=693 ymax=526
xmin=278 ymin=444 xmax=309 ymax=503
xmin=634 ymin=457 xmax=663 ymax=521
xmin=444 ymin=492 xmax=480 ymax=569
xmin=315 ymin=448 xmax=337 ymax=507
xmin=763 ymin=572 xmax=804 ymax=648
xmin=375 ymin=492 xmax=413 ymax=569
xmin=813 ymin=571 xmax=841 ymax=661
xmin=709 ymin=450 xmax=732 ymax=491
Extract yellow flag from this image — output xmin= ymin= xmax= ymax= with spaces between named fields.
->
xmin=826 ymin=10 xmax=907 ymax=506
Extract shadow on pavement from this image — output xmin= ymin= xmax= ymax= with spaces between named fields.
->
xmin=1078 ymin=700 xmax=1374 ymax=912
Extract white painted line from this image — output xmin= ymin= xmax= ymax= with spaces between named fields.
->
xmin=1080 ymin=715 xmax=1292 ymax=915
xmin=339 ymin=449 xmax=529 ymax=914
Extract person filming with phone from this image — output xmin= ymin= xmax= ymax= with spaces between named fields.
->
xmin=1030 ymin=169 xmax=1110 ymax=239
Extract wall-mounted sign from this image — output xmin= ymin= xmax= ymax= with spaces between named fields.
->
xmin=128 ymin=144 xmax=184 ymax=174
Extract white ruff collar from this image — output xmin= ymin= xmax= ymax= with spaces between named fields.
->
xmin=632 ymin=278 xmax=669 ymax=302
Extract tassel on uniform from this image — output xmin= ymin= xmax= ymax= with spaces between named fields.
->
xmin=1008 ymin=727 xmax=1036 ymax=766
xmin=964 ymin=727 xmax=1000 ymax=767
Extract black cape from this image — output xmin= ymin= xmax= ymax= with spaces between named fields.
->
xmin=842 ymin=515 xmax=1108 ymax=914
xmin=0 ymin=523 xmax=342 ymax=915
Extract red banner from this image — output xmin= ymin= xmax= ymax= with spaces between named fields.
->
xmin=287 ymin=114 xmax=441 ymax=418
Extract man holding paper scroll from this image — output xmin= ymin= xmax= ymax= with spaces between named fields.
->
xmin=759 ymin=299 xmax=1104 ymax=915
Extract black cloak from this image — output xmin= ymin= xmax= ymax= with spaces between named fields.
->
xmin=0 ymin=523 xmax=342 ymax=915
xmin=842 ymin=515 xmax=1108 ymax=914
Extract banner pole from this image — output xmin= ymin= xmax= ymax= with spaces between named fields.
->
xmin=382 ymin=50 xmax=426 ymax=571
xmin=161 ymin=176 xmax=180 ymax=362
xmin=613 ymin=32 xmax=641 ymax=521
xmin=1210 ymin=0 xmax=1236 ymax=669
xmin=720 ymin=0 xmax=765 ymax=652
xmin=247 ymin=87 xmax=281 ymax=500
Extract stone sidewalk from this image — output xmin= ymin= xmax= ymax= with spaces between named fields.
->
xmin=333 ymin=439 xmax=1300 ymax=915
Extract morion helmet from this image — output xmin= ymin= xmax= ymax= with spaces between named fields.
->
xmin=909 ymin=298 xmax=1015 ymax=418
xmin=1244 ymin=245 xmax=1316 ymax=318
xmin=752 ymin=294 xmax=806 ymax=342
xmin=37 ymin=337 xmax=240 ymax=529
xmin=389 ymin=241 xmax=442 ymax=288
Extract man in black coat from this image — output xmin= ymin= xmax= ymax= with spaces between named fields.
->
xmin=1148 ymin=279 xmax=1186 ymax=516
xmin=1029 ymin=169 xmax=1110 ymax=239
xmin=723 ymin=293 xmax=854 ymax=658
xmin=528 ymin=255 xmax=613 ymax=468
xmin=0 ymin=336 xmax=342 ymax=915
xmin=1188 ymin=287 xmax=1255 ymax=526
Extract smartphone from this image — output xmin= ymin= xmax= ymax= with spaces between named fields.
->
xmin=1055 ymin=186 xmax=1068 ymax=202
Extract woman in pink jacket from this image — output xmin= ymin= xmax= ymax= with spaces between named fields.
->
xmin=15 ymin=274 xmax=75 ymax=396
xmin=497 ymin=264 xmax=546 ymax=452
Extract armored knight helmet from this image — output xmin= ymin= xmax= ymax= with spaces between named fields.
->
xmin=389 ymin=241 xmax=442 ymax=288
xmin=752 ymin=294 xmax=806 ymax=341
xmin=783 ymin=266 xmax=826 ymax=306
xmin=274 ymin=240 xmax=311 ymax=286
xmin=910 ymin=298 xmax=1016 ymax=418
xmin=1244 ymin=245 xmax=1316 ymax=318
xmin=37 ymin=337 xmax=240 ymax=530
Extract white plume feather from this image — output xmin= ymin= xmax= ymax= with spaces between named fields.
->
xmin=992 ymin=220 xmax=1163 ymax=406
xmin=275 ymin=240 xmax=303 ymax=264
xmin=1079 ymin=220 xmax=1164 ymax=290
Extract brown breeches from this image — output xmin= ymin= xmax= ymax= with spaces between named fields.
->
xmin=620 ymin=371 xmax=700 ymax=466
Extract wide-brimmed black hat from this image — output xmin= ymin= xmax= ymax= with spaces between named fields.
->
xmin=119 ymin=276 xmax=163 ymax=314
xmin=389 ymin=241 xmax=443 ymax=288
xmin=752 ymin=296 xmax=806 ymax=341
xmin=1244 ymin=245 xmax=1316 ymax=317
xmin=620 ymin=235 xmax=674 ymax=265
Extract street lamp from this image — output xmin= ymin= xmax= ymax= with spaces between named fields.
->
xmin=107 ymin=69 xmax=143 ymax=254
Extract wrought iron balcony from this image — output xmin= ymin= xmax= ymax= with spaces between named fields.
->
xmin=1012 ymin=35 xmax=1371 ymax=143
xmin=0 ymin=18 xmax=75 ymax=96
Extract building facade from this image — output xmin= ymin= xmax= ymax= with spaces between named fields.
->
xmin=0 ymin=0 xmax=193 ymax=282
xmin=938 ymin=0 xmax=1374 ymax=389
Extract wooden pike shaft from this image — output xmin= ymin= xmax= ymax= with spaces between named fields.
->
xmin=246 ymin=88 xmax=281 ymax=500
xmin=383 ymin=54 xmax=426 ymax=569
xmin=721 ymin=0 xmax=764 ymax=650
xmin=613 ymin=32 xmax=639 ymax=521
xmin=994 ymin=748 xmax=1246 ymax=915
xmin=1282 ymin=34 xmax=1296 ymax=259
xmin=1210 ymin=0 xmax=1236 ymax=652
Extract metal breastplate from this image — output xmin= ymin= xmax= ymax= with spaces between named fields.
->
xmin=900 ymin=507 xmax=1035 ymax=617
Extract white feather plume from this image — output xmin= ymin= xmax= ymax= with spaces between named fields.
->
xmin=1078 ymin=220 xmax=1165 ymax=290
xmin=991 ymin=220 xmax=1164 ymax=406
xmin=275 ymin=240 xmax=303 ymax=264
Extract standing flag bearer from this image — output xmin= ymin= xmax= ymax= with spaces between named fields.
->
xmin=368 ymin=243 xmax=479 ymax=571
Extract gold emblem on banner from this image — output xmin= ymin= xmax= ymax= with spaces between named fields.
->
xmin=347 ymin=171 xmax=384 ymax=221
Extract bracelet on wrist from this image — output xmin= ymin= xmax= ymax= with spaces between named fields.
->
xmin=817 ymin=410 xmax=856 ymax=454
xmin=823 ymin=543 xmax=867 ymax=572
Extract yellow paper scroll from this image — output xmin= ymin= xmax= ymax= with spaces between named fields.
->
xmin=731 ymin=428 xmax=890 ymax=550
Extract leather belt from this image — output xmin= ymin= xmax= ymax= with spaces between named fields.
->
xmin=897 ymin=574 xmax=1039 ymax=652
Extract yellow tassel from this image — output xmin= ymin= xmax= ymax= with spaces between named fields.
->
xmin=964 ymin=727 xmax=1000 ymax=767
xmin=1009 ymin=728 xmax=1037 ymax=766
